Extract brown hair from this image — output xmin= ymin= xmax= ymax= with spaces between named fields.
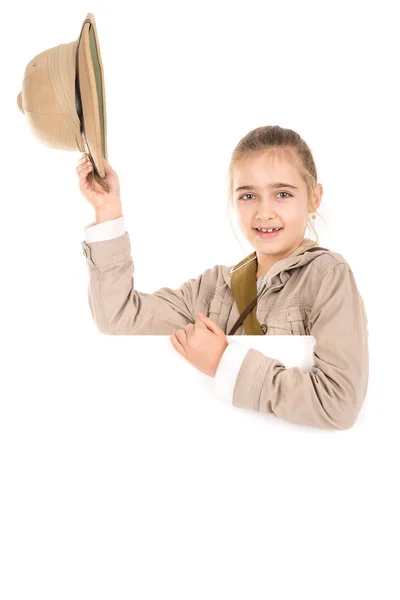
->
xmin=225 ymin=125 xmax=326 ymax=248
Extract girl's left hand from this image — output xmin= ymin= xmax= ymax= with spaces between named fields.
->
xmin=170 ymin=313 xmax=229 ymax=378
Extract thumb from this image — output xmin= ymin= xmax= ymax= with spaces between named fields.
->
xmin=197 ymin=313 xmax=222 ymax=335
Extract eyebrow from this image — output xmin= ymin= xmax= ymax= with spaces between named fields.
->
xmin=235 ymin=183 xmax=299 ymax=192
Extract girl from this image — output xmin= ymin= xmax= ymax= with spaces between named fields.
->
xmin=78 ymin=125 xmax=369 ymax=431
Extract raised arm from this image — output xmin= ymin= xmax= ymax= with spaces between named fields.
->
xmin=82 ymin=232 xmax=204 ymax=335
xmin=78 ymin=153 xmax=203 ymax=334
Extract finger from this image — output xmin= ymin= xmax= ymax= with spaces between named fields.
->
xmin=78 ymin=153 xmax=89 ymax=165
xmin=76 ymin=159 xmax=89 ymax=171
xmin=77 ymin=162 xmax=93 ymax=176
xmin=173 ymin=330 xmax=188 ymax=354
xmin=170 ymin=333 xmax=183 ymax=354
xmin=174 ymin=329 xmax=186 ymax=342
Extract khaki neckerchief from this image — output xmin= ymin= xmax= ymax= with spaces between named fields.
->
xmin=229 ymin=250 xmax=264 ymax=335
xmin=228 ymin=243 xmax=329 ymax=335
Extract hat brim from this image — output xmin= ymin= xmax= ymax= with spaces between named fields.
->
xmin=77 ymin=13 xmax=107 ymax=179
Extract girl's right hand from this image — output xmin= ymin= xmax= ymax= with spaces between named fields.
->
xmin=77 ymin=154 xmax=122 ymax=212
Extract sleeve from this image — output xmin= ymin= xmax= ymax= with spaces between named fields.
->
xmin=84 ymin=215 xmax=126 ymax=242
xmin=213 ymin=341 xmax=249 ymax=404
xmin=81 ymin=231 xmax=205 ymax=335
xmin=230 ymin=263 xmax=370 ymax=430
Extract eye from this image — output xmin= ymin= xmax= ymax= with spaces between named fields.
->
xmin=239 ymin=192 xmax=293 ymax=201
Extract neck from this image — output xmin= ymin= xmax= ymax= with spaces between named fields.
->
xmin=255 ymin=238 xmax=307 ymax=278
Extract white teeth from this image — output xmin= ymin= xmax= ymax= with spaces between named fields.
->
xmin=257 ymin=228 xmax=280 ymax=232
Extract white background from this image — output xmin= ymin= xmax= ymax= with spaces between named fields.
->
xmin=1 ymin=0 xmax=399 ymax=598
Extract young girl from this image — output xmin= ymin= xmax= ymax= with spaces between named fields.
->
xmin=79 ymin=125 xmax=369 ymax=431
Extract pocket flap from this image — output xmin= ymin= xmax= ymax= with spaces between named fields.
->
xmin=286 ymin=308 xmax=308 ymax=323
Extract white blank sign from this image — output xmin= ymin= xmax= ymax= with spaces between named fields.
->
xmin=199 ymin=335 xmax=316 ymax=397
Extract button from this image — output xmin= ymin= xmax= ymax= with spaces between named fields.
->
xmin=82 ymin=241 xmax=89 ymax=258
xmin=261 ymin=324 xmax=267 ymax=334
xmin=81 ymin=242 xmax=96 ymax=267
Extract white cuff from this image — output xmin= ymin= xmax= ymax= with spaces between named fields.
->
xmin=213 ymin=340 xmax=249 ymax=404
xmin=84 ymin=215 xmax=126 ymax=242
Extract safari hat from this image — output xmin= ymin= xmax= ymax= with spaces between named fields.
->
xmin=16 ymin=12 xmax=108 ymax=187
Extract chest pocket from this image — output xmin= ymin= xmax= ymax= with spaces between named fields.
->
xmin=207 ymin=293 xmax=224 ymax=318
xmin=205 ymin=292 xmax=231 ymax=331
xmin=264 ymin=307 xmax=309 ymax=335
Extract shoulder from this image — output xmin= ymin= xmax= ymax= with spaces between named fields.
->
xmin=309 ymin=249 xmax=353 ymax=279
xmin=188 ymin=264 xmax=227 ymax=294
xmin=200 ymin=263 xmax=224 ymax=282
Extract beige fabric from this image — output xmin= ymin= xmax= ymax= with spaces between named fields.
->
xmin=81 ymin=234 xmax=369 ymax=430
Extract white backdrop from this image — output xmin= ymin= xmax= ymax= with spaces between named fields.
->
xmin=1 ymin=0 xmax=399 ymax=598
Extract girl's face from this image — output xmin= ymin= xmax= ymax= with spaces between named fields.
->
xmin=232 ymin=149 xmax=322 ymax=261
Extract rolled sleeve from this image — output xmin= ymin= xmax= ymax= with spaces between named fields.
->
xmin=213 ymin=340 xmax=249 ymax=404
xmin=84 ymin=216 xmax=126 ymax=242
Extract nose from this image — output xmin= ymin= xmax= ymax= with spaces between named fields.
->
xmin=255 ymin=198 xmax=277 ymax=221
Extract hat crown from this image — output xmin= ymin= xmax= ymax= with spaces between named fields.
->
xmin=16 ymin=41 xmax=84 ymax=152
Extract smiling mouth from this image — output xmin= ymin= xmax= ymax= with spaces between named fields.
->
xmin=253 ymin=227 xmax=283 ymax=232
xmin=253 ymin=227 xmax=284 ymax=239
